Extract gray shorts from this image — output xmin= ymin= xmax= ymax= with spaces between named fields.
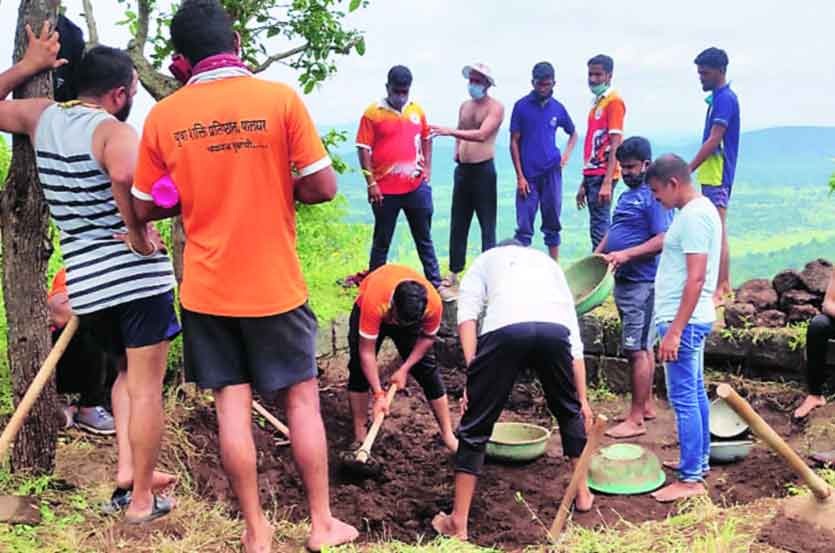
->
xmin=182 ymin=302 xmax=318 ymax=396
xmin=613 ymin=279 xmax=655 ymax=352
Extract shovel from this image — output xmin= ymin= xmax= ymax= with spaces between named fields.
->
xmin=716 ymin=384 xmax=835 ymax=532
xmin=341 ymin=384 xmax=398 ymax=476
xmin=251 ymin=400 xmax=290 ymax=446
xmin=0 ymin=316 xmax=79 ymax=524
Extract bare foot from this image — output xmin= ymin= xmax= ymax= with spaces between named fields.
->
xmin=242 ymin=521 xmax=274 ymax=553
xmin=432 ymin=511 xmax=467 ymax=540
xmin=643 ymin=401 xmax=657 ymax=420
xmin=651 ymin=481 xmax=706 ymax=503
xmin=605 ymin=420 xmax=647 ymax=439
xmin=575 ymin=490 xmax=595 ymax=513
xmin=117 ymin=470 xmax=178 ymax=493
xmin=794 ymin=395 xmax=826 ymax=419
xmin=306 ymin=517 xmax=358 ymax=552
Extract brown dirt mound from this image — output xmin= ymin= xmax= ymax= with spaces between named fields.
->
xmin=757 ymin=513 xmax=835 ymax=553
xmin=179 ymin=361 xmax=830 ymax=549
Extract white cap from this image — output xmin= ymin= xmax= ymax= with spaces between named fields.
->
xmin=462 ymin=63 xmax=495 ymax=87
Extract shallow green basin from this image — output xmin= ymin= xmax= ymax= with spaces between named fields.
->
xmin=485 ymin=422 xmax=551 ymax=462
xmin=588 ymin=443 xmax=666 ymax=495
xmin=565 ymin=255 xmax=614 ymax=315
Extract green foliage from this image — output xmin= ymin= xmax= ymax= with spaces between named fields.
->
xmin=117 ymin=0 xmax=368 ymax=93
xmin=0 ymin=135 xmax=10 ymax=184
xmin=829 ymin=167 xmax=835 ymax=194
xmin=296 ymin=194 xmax=369 ymax=322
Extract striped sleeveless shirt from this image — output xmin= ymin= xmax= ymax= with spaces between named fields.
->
xmin=34 ymin=103 xmax=176 ymax=315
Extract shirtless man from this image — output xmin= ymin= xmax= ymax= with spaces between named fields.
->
xmin=431 ymin=63 xmax=504 ymax=301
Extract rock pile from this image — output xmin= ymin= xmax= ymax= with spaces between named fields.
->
xmin=725 ymin=259 xmax=832 ymax=329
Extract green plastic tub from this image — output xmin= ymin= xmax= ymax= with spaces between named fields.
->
xmin=485 ymin=422 xmax=551 ymax=462
xmin=588 ymin=443 xmax=666 ymax=495
xmin=565 ymin=254 xmax=614 ymax=315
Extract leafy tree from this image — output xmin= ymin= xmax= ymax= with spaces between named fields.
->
xmin=0 ymin=136 xmax=9 ymax=183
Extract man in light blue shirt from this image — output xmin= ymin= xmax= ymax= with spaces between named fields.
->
xmin=647 ymin=154 xmax=721 ymax=503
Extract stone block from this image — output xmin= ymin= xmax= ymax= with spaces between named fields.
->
xmin=746 ymin=331 xmax=804 ymax=379
xmin=579 ymin=314 xmax=605 ymax=355
xmin=583 ymin=355 xmax=600 ymax=386
xmin=434 ymin=335 xmax=465 ymax=370
xmin=599 ymin=356 xmax=630 ymax=394
xmin=602 ymin=319 xmax=623 ymax=358
xmin=440 ymin=301 xmax=458 ymax=337
xmin=787 ymin=304 xmax=820 ymax=324
xmin=800 ymin=258 xmax=833 ymax=295
xmin=315 ymin=319 xmax=333 ymax=358
xmin=704 ymin=328 xmax=750 ymax=361
xmin=333 ymin=313 xmax=350 ymax=352
xmin=773 ymin=269 xmax=804 ymax=295
xmin=780 ymin=289 xmax=820 ymax=311
xmin=725 ymin=302 xmax=756 ymax=329
xmin=754 ymin=309 xmax=786 ymax=328
xmin=737 ymin=278 xmax=778 ymax=310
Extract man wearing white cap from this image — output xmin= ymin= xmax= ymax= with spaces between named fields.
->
xmin=431 ymin=63 xmax=504 ymax=301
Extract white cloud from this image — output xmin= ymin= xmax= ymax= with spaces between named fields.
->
xmin=1 ymin=0 xmax=833 ymax=140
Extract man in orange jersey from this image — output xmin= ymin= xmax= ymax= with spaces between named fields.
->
xmin=130 ymin=1 xmax=357 ymax=551
xmin=357 ymin=66 xmax=442 ymax=288
xmin=345 ymin=264 xmax=458 ymax=454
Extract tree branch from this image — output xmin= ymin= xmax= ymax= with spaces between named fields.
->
xmin=80 ymin=0 xmax=99 ymax=47
xmin=253 ymin=43 xmax=308 ymax=74
xmin=126 ymin=0 xmax=179 ymax=100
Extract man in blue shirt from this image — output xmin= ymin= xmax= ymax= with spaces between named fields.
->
xmin=510 ymin=62 xmax=578 ymax=261
xmin=688 ymin=47 xmax=740 ymax=304
xmin=596 ymin=137 xmax=672 ymax=439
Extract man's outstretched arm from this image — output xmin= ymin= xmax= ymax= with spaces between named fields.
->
xmin=0 ymin=23 xmax=67 ymax=138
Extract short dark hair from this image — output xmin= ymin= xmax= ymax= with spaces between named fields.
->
xmin=587 ymin=54 xmax=614 ymax=74
xmin=646 ymin=154 xmax=691 ymax=184
xmin=387 ymin=65 xmax=413 ymax=87
xmin=616 ymin=136 xmax=652 ymax=163
xmin=75 ymin=46 xmax=134 ymax=97
xmin=532 ymin=61 xmax=555 ymax=81
xmin=171 ymin=0 xmax=236 ymax=64
xmin=392 ymin=280 xmax=427 ymax=329
xmin=694 ymin=47 xmax=729 ymax=71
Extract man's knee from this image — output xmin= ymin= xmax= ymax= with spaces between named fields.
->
xmin=809 ymin=314 xmax=835 ymax=339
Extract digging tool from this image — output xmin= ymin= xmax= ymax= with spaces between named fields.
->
xmin=0 ymin=316 xmax=78 ymax=524
xmin=340 ymin=384 xmax=398 ymax=476
xmin=0 ymin=316 xmax=79 ymax=463
xmin=251 ymin=400 xmax=290 ymax=445
xmin=549 ymin=414 xmax=608 ymax=542
xmin=716 ymin=384 xmax=835 ymax=532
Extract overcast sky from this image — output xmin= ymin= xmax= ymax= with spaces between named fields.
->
xmin=1 ymin=0 xmax=834 ymax=141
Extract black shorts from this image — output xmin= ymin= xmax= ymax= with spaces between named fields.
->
xmin=182 ymin=302 xmax=318 ymax=396
xmin=77 ymin=290 xmax=181 ymax=357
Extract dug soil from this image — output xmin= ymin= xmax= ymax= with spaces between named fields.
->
xmin=181 ymin=351 xmax=835 ymax=550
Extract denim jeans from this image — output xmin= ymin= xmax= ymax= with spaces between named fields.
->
xmin=657 ymin=321 xmax=713 ymax=482
xmin=369 ymin=181 xmax=442 ymax=287
xmin=583 ymin=175 xmax=617 ymax=251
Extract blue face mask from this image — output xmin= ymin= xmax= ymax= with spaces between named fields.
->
xmin=468 ymin=83 xmax=486 ymax=100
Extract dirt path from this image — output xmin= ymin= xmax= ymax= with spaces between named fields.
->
xmin=180 ymin=351 xmax=835 ymax=550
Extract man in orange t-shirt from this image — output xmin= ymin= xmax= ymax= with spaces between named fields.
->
xmin=575 ymin=54 xmax=626 ymax=251
xmin=130 ymin=1 xmax=357 ymax=551
xmin=346 ymin=264 xmax=458 ymax=454
xmin=356 ymin=66 xmax=442 ymax=288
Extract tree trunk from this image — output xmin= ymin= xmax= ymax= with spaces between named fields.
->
xmin=0 ymin=0 xmax=61 ymax=474
xmin=172 ymin=217 xmax=185 ymax=283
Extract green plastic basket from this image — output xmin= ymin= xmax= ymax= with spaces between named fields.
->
xmin=565 ymin=254 xmax=614 ymax=315
xmin=485 ymin=422 xmax=551 ymax=462
xmin=588 ymin=443 xmax=666 ymax=495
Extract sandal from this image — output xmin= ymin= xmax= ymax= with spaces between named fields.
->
xmin=124 ymin=495 xmax=174 ymax=525
xmin=101 ymin=486 xmax=132 ymax=514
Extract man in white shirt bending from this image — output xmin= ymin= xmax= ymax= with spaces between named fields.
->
xmin=432 ymin=240 xmax=594 ymax=541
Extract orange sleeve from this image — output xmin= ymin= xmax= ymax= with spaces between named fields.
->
xmin=356 ymin=111 xmax=375 ymax=150
xmin=419 ymin=108 xmax=430 ymax=141
xmin=48 ymin=268 xmax=67 ymax=298
xmin=607 ymin=98 xmax=625 ymax=134
xmin=286 ymin=90 xmax=330 ymax=177
xmin=422 ymin=287 xmax=442 ymax=335
xmin=133 ymin=115 xmax=167 ymax=202
xmin=358 ymin=293 xmax=383 ymax=339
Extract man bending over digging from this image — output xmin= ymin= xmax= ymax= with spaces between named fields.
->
xmin=130 ymin=1 xmax=357 ymax=550
xmin=648 ymin=154 xmax=721 ymax=503
xmin=345 ymin=264 xmax=458 ymax=455
xmin=433 ymin=240 xmax=594 ymax=541
xmin=0 ymin=28 xmax=179 ymax=523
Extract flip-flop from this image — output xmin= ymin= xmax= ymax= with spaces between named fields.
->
xmin=101 ymin=486 xmax=132 ymax=514
xmin=124 ymin=495 xmax=174 ymax=525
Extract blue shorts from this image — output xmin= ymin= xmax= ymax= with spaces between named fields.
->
xmin=182 ymin=302 xmax=319 ymax=396
xmin=613 ymin=279 xmax=655 ymax=352
xmin=701 ymin=184 xmax=730 ymax=209
xmin=78 ymin=290 xmax=181 ymax=356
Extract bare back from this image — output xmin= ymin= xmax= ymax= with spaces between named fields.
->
xmin=458 ymin=96 xmax=502 ymax=164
